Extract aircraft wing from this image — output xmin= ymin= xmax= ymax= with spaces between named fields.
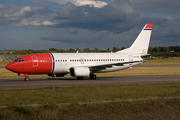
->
xmin=88 ymin=60 xmax=143 ymax=71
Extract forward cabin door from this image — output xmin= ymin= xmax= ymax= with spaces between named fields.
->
xmin=32 ymin=56 xmax=38 ymax=67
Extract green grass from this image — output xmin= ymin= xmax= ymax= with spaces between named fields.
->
xmin=1 ymin=83 xmax=180 ymax=106
xmin=0 ymin=61 xmax=11 ymax=67
xmin=1 ymin=84 xmax=180 ymax=120
xmin=0 ymin=99 xmax=180 ymax=120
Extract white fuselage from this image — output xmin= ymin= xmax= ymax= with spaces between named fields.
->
xmin=52 ymin=53 xmax=144 ymax=75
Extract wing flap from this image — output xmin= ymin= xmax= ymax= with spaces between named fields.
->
xmin=88 ymin=60 xmax=143 ymax=71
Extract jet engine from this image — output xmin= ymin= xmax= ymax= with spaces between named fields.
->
xmin=70 ymin=67 xmax=90 ymax=77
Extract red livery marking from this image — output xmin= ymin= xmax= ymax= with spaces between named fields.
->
xmin=19 ymin=73 xmax=29 ymax=77
xmin=6 ymin=53 xmax=53 ymax=75
xmin=25 ymin=53 xmax=53 ymax=74
xmin=145 ymin=24 xmax=153 ymax=29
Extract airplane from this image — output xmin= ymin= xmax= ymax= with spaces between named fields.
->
xmin=6 ymin=24 xmax=153 ymax=81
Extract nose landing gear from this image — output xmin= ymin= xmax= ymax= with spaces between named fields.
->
xmin=18 ymin=73 xmax=29 ymax=81
xmin=24 ymin=77 xmax=29 ymax=81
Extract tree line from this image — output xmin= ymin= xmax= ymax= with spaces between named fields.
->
xmin=0 ymin=46 xmax=180 ymax=57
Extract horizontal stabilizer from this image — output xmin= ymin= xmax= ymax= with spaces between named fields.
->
xmin=141 ymin=51 xmax=174 ymax=57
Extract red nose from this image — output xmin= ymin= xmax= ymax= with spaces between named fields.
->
xmin=6 ymin=63 xmax=13 ymax=71
xmin=6 ymin=62 xmax=18 ymax=73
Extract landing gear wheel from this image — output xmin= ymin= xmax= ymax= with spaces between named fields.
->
xmin=24 ymin=77 xmax=29 ymax=81
xmin=77 ymin=77 xmax=83 ymax=80
xmin=90 ymin=74 xmax=97 ymax=79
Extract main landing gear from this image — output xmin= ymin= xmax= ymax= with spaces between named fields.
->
xmin=24 ymin=77 xmax=29 ymax=81
xmin=76 ymin=74 xmax=97 ymax=80
xmin=77 ymin=77 xmax=83 ymax=80
xmin=90 ymin=74 xmax=97 ymax=79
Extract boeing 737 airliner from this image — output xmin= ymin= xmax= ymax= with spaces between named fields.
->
xmin=6 ymin=24 xmax=153 ymax=81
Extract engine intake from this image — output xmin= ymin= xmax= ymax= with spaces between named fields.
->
xmin=70 ymin=67 xmax=90 ymax=77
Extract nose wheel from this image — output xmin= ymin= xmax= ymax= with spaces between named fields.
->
xmin=24 ymin=77 xmax=29 ymax=81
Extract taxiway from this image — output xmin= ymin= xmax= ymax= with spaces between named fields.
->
xmin=0 ymin=75 xmax=180 ymax=89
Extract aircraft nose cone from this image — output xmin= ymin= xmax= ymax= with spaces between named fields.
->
xmin=6 ymin=63 xmax=17 ymax=72
xmin=6 ymin=64 xmax=12 ymax=71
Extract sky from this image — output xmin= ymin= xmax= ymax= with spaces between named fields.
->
xmin=0 ymin=0 xmax=180 ymax=50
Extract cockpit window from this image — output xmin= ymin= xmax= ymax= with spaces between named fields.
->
xmin=14 ymin=58 xmax=25 ymax=62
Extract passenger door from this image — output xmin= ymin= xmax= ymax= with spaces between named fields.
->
xmin=32 ymin=56 xmax=38 ymax=67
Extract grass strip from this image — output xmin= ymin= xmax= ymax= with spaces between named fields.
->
xmin=0 ymin=61 xmax=11 ymax=67
xmin=0 ymin=98 xmax=180 ymax=120
xmin=1 ymin=83 xmax=180 ymax=106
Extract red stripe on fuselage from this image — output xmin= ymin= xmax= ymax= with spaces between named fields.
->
xmin=6 ymin=53 xmax=53 ymax=75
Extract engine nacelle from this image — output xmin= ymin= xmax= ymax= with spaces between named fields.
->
xmin=70 ymin=67 xmax=90 ymax=77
